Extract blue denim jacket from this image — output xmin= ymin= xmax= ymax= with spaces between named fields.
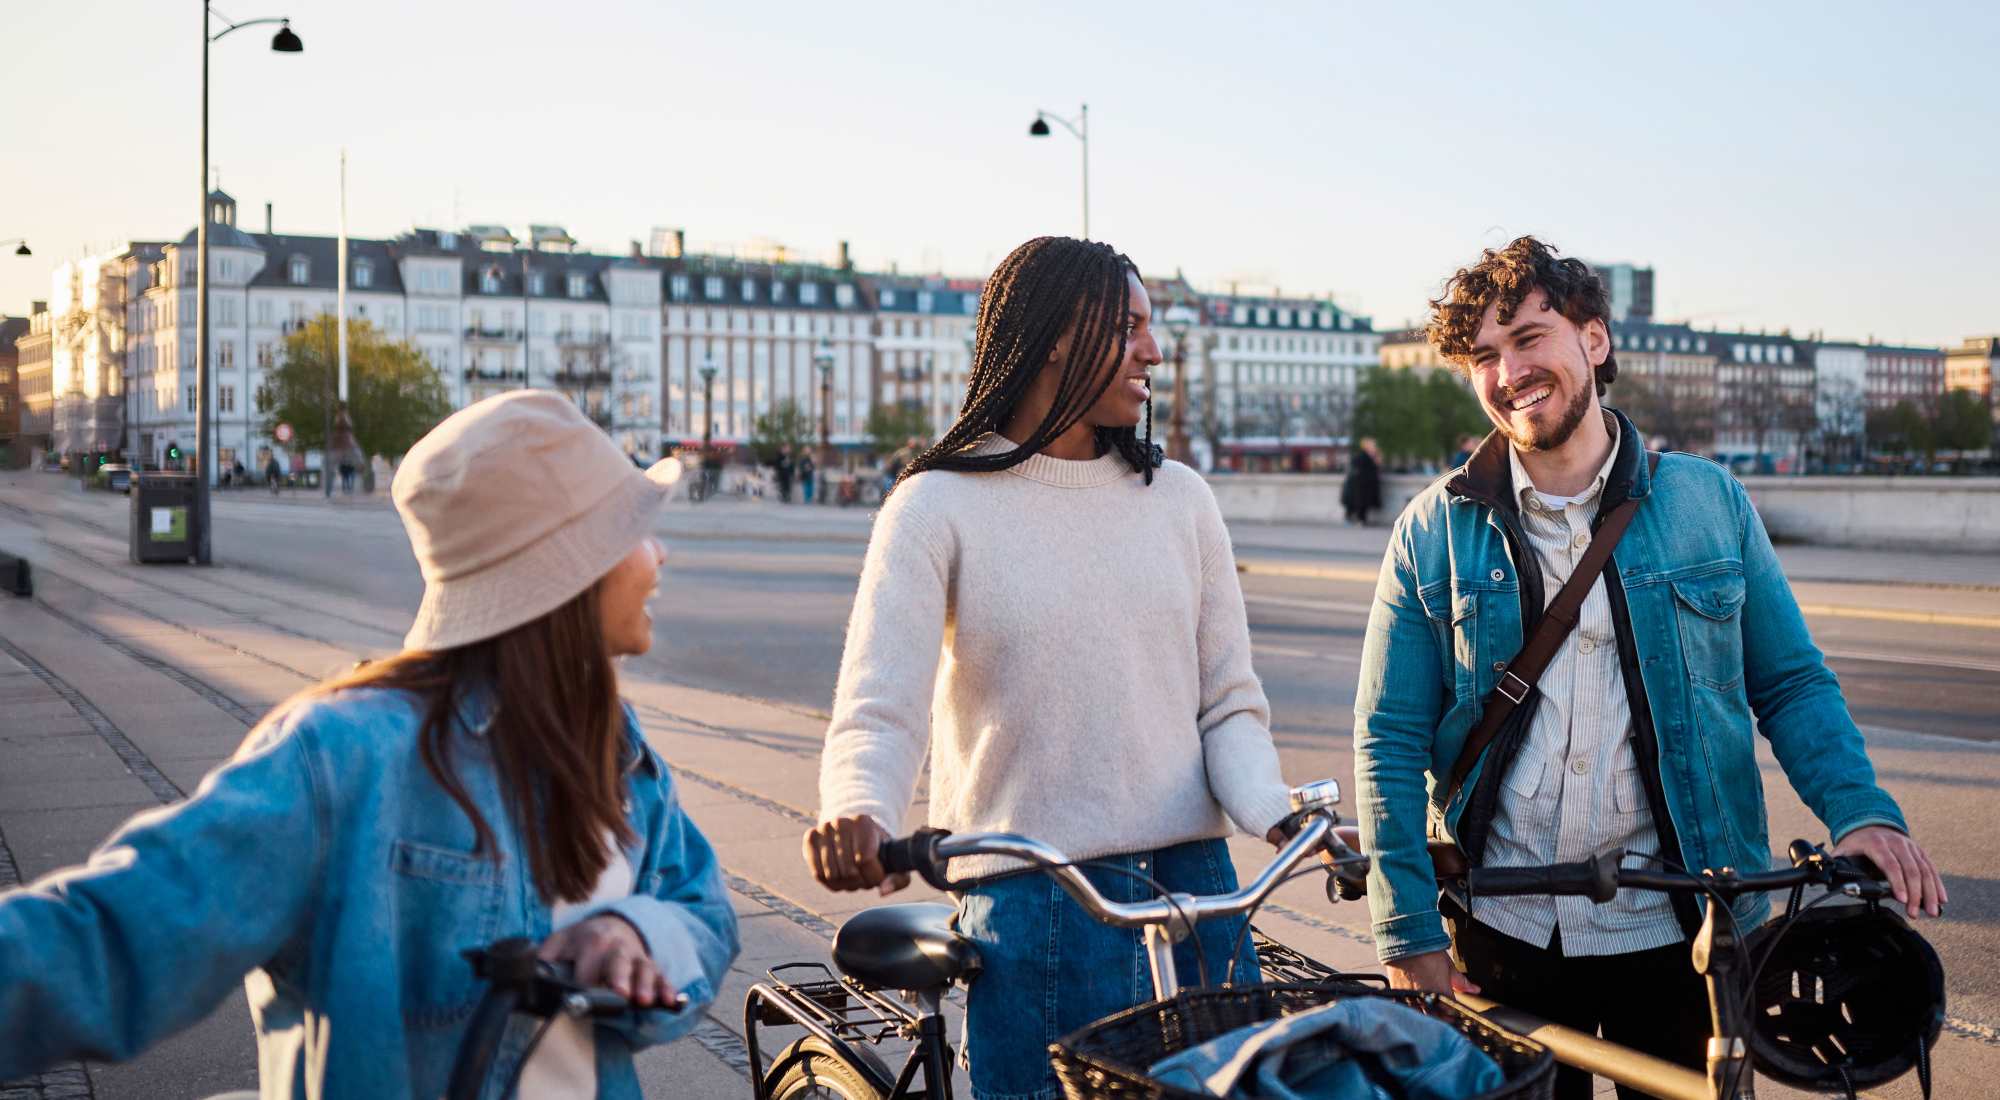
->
xmin=1353 ymin=411 xmax=1907 ymax=962
xmin=0 ymin=685 xmax=740 ymax=1098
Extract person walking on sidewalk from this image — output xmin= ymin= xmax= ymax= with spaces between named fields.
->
xmin=1349 ymin=237 xmax=1944 ymax=1100
xmin=799 ymin=452 xmax=816 ymax=504
xmin=265 ymin=455 xmax=284 ymax=494
xmin=805 ymin=236 xmax=1294 ymax=1100
xmin=1341 ymin=436 xmax=1382 ymax=524
xmin=772 ymin=445 xmax=796 ymax=503
xmin=0 ymin=391 xmax=739 ymax=1099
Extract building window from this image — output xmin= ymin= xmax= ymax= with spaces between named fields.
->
xmin=480 ymin=267 xmax=502 ymax=294
xmin=218 ymin=342 xmax=235 ymax=370
xmin=771 ymin=281 xmax=787 ymax=304
xmin=256 ymin=343 xmax=274 ymax=369
xmin=568 ymin=273 xmax=587 ymax=299
xmin=669 ymin=274 xmax=689 ymax=301
xmin=529 ymin=272 xmax=545 ymax=295
xmin=219 ymin=385 xmax=235 ymax=413
xmin=880 ymin=289 xmax=897 ymax=308
xmin=917 ymin=291 xmax=934 ymax=313
xmin=354 ymin=260 xmax=373 ymax=288
xmin=800 ymin=283 xmax=820 ymax=305
xmin=704 ymin=276 xmax=724 ymax=300
xmin=187 ymin=385 xmax=197 ymax=412
xmin=741 ymin=277 xmax=757 ymax=302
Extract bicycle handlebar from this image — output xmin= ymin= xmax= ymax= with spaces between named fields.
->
xmin=1456 ymin=841 xmax=1890 ymax=903
xmin=878 ymin=793 xmax=1368 ymax=933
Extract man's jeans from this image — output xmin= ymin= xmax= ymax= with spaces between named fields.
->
xmin=956 ymin=837 xmax=1258 ymax=1100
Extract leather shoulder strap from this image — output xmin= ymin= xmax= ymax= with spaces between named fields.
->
xmin=1441 ymin=451 xmax=1661 ymax=810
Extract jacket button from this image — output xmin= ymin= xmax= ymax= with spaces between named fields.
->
xmin=1492 ymin=660 xmax=1508 ymax=672
xmin=1490 ymin=569 xmax=1505 ymax=582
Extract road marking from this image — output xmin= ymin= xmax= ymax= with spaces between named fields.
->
xmin=1254 ymin=643 xmax=1361 ymax=665
xmin=1239 ymin=561 xmax=1378 ymax=583
xmin=1245 ymin=593 xmax=1376 ymax=615
xmin=1822 ymin=649 xmax=2000 ymax=675
xmin=1798 ymin=603 xmax=2000 ymax=631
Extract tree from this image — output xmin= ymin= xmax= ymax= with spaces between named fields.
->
xmin=1618 ymin=376 xmax=1717 ymax=455
xmin=865 ymin=402 xmax=932 ymax=457
xmin=749 ymin=399 xmax=815 ymax=466
xmin=1935 ymin=389 xmax=1994 ymax=458
xmin=1351 ymin=368 xmax=1486 ymax=470
xmin=263 ymin=315 xmax=451 ymax=460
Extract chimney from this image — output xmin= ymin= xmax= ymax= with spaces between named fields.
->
xmin=31 ymin=299 xmax=46 ymax=315
xmin=673 ymin=229 xmax=686 ymax=258
xmin=629 ymin=240 xmax=643 ymax=259
xmin=838 ymin=240 xmax=852 ymax=271
xmin=264 ymin=202 xmax=273 ymax=234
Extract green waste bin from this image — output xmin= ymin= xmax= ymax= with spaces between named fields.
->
xmin=131 ymin=474 xmax=199 ymax=564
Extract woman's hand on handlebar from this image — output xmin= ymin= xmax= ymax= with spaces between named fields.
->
xmin=1833 ymin=825 xmax=1947 ymax=919
xmin=804 ymin=815 xmax=912 ymax=896
xmin=1383 ymin=949 xmax=1481 ymax=996
xmin=538 ymin=914 xmax=680 ymax=1009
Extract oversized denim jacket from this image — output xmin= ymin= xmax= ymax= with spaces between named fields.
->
xmin=0 ymin=685 xmax=741 ymax=1098
xmin=1353 ymin=411 xmax=1907 ymax=963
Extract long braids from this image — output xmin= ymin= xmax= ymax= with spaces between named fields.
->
xmin=895 ymin=236 xmax=1160 ymax=490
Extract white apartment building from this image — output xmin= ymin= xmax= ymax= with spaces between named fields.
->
xmin=1197 ymin=290 xmax=1378 ymax=472
xmin=866 ymin=274 xmax=979 ymax=438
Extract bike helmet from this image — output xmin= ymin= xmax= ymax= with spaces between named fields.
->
xmin=1746 ymin=901 xmax=1945 ymax=1096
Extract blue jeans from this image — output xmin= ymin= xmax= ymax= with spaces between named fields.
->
xmin=956 ymin=837 xmax=1259 ymax=1100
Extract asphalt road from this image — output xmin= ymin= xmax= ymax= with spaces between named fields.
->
xmin=4 ymin=475 xmax=1998 ymax=1096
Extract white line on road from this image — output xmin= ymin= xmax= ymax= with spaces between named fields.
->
xmin=1253 ymin=643 xmax=1362 ymax=664
xmin=1823 ymin=648 xmax=2000 ymax=675
xmin=1245 ymin=594 xmax=1376 ymax=615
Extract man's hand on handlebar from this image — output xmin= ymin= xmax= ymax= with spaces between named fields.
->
xmin=1833 ymin=825 xmax=1947 ymax=919
xmin=1383 ymin=949 xmax=1481 ymax=996
xmin=804 ymin=815 xmax=912 ymax=896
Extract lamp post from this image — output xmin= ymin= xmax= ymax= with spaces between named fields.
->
xmin=1027 ymin=103 xmax=1089 ymax=239
xmin=0 ymin=239 xmax=30 ymax=257
xmin=1162 ymin=302 xmax=1201 ymax=465
xmin=813 ymin=338 xmax=836 ymax=486
xmin=699 ymin=360 xmax=717 ymax=499
xmin=199 ymin=5 xmax=301 ymax=564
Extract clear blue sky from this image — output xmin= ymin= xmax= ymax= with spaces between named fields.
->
xmin=7 ymin=0 xmax=1994 ymax=345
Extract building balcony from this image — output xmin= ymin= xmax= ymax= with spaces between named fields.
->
xmin=555 ymin=331 xmax=612 ymax=348
xmin=463 ymin=366 xmax=528 ymax=382
xmin=464 ymin=325 xmax=524 ymax=342
xmin=618 ymin=369 xmax=658 ymax=385
xmin=553 ymin=368 xmax=614 ymax=387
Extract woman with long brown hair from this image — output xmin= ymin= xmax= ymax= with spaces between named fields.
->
xmin=0 ymin=391 xmax=739 ymax=1098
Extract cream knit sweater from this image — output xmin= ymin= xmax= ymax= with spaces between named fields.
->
xmin=817 ymin=438 xmax=1293 ymax=866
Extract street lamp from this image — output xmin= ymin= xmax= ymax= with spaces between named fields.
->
xmin=814 ymin=338 xmax=836 ymax=483
xmin=698 ymin=360 xmax=717 ymax=499
xmin=1162 ymin=302 xmax=1200 ymax=465
xmin=198 ymin=5 xmax=302 ymax=564
xmin=1027 ymin=103 xmax=1089 ymax=239
xmin=1 ymin=239 xmax=30 ymax=257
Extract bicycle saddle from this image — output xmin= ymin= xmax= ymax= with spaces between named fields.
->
xmin=832 ymin=903 xmax=982 ymax=992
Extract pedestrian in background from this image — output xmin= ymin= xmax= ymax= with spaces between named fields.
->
xmin=799 ymin=452 xmax=817 ymax=504
xmin=265 ymin=455 xmax=283 ymax=495
xmin=1341 ymin=436 xmax=1383 ymax=524
xmin=0 ymin=391 xmax=739 ymax=1098
xmin=773 ymin=446 xmax=796 ymax=503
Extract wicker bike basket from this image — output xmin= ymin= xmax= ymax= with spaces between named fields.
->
xmin=1049 ymin=981 xmax=1555 ymax=1100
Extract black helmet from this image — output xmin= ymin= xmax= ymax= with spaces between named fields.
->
xmin=1747 ymin=901 xmax=1945 ymax=1095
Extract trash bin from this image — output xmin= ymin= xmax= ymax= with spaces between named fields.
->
xmin=131 ymin=474 xmax=200 ymax=565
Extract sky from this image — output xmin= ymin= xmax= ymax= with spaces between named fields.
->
xmin=6 ymin=0 xmax=1996 ymax=345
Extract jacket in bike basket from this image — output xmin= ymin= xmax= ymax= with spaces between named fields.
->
xmin=1747 ymin=902 xmax=1945 ymax=1096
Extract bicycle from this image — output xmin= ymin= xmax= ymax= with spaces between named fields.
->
xmin=741 ymin=780 xmax=1553 ymax=1099
xmin=1332 ymin=832 xmax=1945 ymax=1100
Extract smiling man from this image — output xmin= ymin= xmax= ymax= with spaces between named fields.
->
xmin=1349 ymin=236 xmax=1944 ymax=1100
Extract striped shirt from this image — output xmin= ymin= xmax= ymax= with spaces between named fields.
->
xmin=1475 ymin=417 xmax=1683 ymax=956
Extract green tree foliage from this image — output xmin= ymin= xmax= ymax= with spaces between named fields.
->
xmin=749 ymin=399 xmax=816 ymax=466
xmin=1936 ymin=389 xmax=1995 ymax=454
xmin=865 ymin=402 xmax=933 ymax=457
xmin=1351 ymin=368 xmax=1488 ymax=469
xmin=263 ymin=316 xmax=452 ymax=459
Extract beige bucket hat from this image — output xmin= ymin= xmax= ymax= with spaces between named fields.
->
xmin=391 ymin=390 xmax=682 ymax=651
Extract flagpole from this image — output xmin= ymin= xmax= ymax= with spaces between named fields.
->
xmin=337 ymin=148 xmax=348 ymax=402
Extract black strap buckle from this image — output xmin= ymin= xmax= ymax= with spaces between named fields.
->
xmin=1496 ymin=670 xmax=1531 ymax=704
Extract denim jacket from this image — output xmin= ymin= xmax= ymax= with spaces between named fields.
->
xmin=0 ymin=685 xmax=740 ymax=1098
xmin=1353 ymin=410 xmax=1907 ymax=962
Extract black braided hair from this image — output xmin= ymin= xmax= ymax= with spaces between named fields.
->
xmin=895 ymin=236 xmax=1160 ymax=491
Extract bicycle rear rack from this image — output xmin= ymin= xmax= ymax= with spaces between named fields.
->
xmin=745 ymin=961 xmax=928 ymax=1098
xmin=1251 ymin=928 xmax=1388 ymax=989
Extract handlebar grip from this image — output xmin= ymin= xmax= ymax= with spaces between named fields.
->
xmin=879 ymin=827 xmax=953 ymax=891
xmin=1469 ymin=854 xmax=1620 ymax=904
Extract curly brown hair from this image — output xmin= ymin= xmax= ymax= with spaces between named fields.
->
xmin=1425 ymin=236 xmax=1618 ymax=395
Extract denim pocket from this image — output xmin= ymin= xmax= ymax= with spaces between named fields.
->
xmin=391 ymin=838 xmax=505 ymax=1029
xmin=1670 ymin=571 xmax=1746 ymax=692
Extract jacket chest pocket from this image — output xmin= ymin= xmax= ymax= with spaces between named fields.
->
xmin=1421 ymin=587 xmax=1486 ymax=702
xmin=391 ymin=839 xmax=506 ymax=1029
xmin=1670 ymin=571 xmax=1746 ymax=692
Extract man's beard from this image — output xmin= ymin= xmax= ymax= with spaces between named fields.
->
xmin=1499 ymin=374 xmax=1594 ymax=453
